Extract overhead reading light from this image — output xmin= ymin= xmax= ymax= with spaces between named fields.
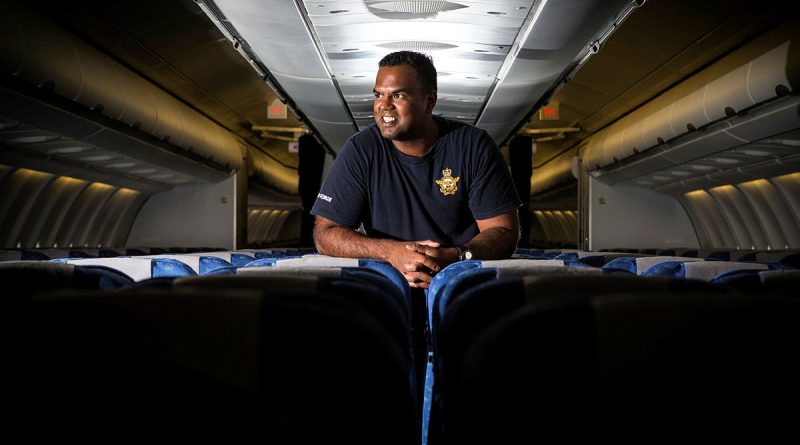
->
xmin=709 ymin=157 xmax=741 ymax=165
xmin=6 ymin=135 xmax=59 ymax=144
xmin=80 ymin=155 xmax=114 ymax=162
xmin=106 ymin=162 xmax=137 ymax=168
xmin=766 ymin=139 xmax=800 ymax=147
xmin=46 ymin=146 xmax=89 ymax=154
xmin=740 ymin=149 xmax=772 ymax=156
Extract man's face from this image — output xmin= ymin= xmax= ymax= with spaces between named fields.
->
xmin=373 ymin=64 xmax=436 ymax=141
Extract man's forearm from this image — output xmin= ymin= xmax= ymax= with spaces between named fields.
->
xmin=464 ymin=225 xmax=519 ymax=260
xmin=314 ymin=221 xmax=397 ymax=261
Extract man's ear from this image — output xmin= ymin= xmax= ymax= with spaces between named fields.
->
xmin=426 ymin=90 xmax=437 ymax=114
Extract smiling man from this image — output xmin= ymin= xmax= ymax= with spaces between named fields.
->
xmin=311 ymin=51 xmax=520 ymax=289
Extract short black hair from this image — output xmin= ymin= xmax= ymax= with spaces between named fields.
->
xmin=378 ymin=51 xmax=437 ymax=94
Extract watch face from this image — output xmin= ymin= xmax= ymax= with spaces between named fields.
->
xmin=464 ymin=250 xmax=473 ymax=260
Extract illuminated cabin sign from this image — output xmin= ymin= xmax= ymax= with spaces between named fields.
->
xmin=539 ymin=102 xmax=559 ymax=121
xmin=268 ymin=98 xmax=287 ymax=119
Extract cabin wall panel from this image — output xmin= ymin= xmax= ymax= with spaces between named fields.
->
xmin=738 ymin=179 xmax=796 ymax=249
xmin=677 ymin=173 xmax=800 ymax=250
xmin=532 ymin=211 xmax=553 ymax=244
xmin=0 ymin=168 xmax=53 ymax=247
xmin=127 ymin=174 xmax=237 ymax=249
xmin=275 ymin=209 xmax=302 ymax=244
xmin=707 ymin=186 xmax=757 ymax=249
xmin=93 ymin=189 xmax=145 ymax=248
xmin=255 ymin=210 xmax=275 ymax=244
xmin=266 ymin=211 xmax=290 ymax=244
xmin=75 ymin=184 xmax=117 ymax=247
xmin=697 ymin=190 xmax=738 ymax=247
xmin=772 ymin=173 xmax=800 ymax=228
xmin=56 ymin=183 xmax=113 ymax=248
xmin=588 ymin=178 xmax=699 ymax=250
xmin=22 ymin=176 xmax=88 ymax=248
xmin=0 ymin=165 xmax=148 ymax=249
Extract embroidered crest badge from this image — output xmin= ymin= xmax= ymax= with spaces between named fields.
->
xmin=435 ymin=168 xmax=459 ymax=196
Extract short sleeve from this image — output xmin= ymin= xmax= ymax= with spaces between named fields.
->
xmin=468 ymin=131 xmax=522 ymax=220
xmin=310 ymin=140 xmax=369 ymax=229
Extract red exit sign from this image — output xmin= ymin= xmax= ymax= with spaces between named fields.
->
xmin=539 ymin=102 xmax=559 ymax=121
xmin=268 ymin=98 xmax=287 ymax=119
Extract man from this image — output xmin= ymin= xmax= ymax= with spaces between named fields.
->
xmin=311 ymin=51 xmax=521 ymax=289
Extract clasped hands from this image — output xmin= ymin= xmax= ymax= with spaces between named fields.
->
xmin=387 ymin=240 xmax=456 ymax=289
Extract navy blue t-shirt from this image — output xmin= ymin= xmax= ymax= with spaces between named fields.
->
xmin=311 ymin=116 xmax=521 ymax=247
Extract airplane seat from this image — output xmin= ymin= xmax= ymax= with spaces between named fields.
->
xmin=232 ymin=264 xmax=418 ymax=410
xmin=603 ymin=255 xmax=706 ymax=275
xmin=512 ymin=248 xmax=545 ymax=257
xmin=98 ymin=248 xmax=122 ymax=258
xmin=17 ymin=250 xmax=58 ymax=260
xmin=713 ymin=269 xmax=800 ymax=296
xmin=642 ymin=259 xmax=774 ymax=280
xmin=703 ymin=251 xmax=732 ymax=261
xmin=140 ymin=254 xmax=233 ymax=275
xmin=435 ymin=282 xmax=800 ymax=443
xmin=60 ymin=257 xmax=197 ymax=281
xmin=1 ymin=261 xmax=133 ymax=305
xmin=183 ymin=251 xmax=257 ymax=268
xmin=0 ymin=250 xmax=44 ymax=261
xmin=23 ymin=281 xmax=418 ymax=444
xmin=242 ymin=255 xmax=412 ymax=307
xmin=423 ymin=259 xmax=602 ymax=444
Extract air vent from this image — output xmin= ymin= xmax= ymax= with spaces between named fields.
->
xmin=377 ymin=41 xmax=457 ymax=52
xmin=368 ymin=1 xmax=467 ymax=14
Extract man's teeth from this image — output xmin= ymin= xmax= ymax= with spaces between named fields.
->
xmin=382 ymin=116 xmax=395 ymax=123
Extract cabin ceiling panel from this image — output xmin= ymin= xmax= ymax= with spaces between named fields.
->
xmin=477 ymin=0 xmax=632 ymax=142
xmin=213 ymin=0 xmax=356 ymax=152
xmin=300 ymin=0 xmax=534 ymax=134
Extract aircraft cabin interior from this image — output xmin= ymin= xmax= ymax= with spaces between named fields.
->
xmin=2 ymin=0 xmax=799 ymax=441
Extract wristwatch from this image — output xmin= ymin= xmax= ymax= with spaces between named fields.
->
xmin=456 ymin=245 xmax=473 ymax=261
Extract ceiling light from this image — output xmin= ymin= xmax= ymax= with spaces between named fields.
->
xmin=46 ymin=146 xmax=89 ymax=154
xmin=765 ymin=139 xmax=800 ymax=146
xmin=80 ymin=155 xmax=114 ymax=162
xmin=6 ymin=135 xmax=59 ymax=144
xmin=710 ymin=157 xmax=740 ymax=164
xmin=740 ymin=149 xmax=771 ymax=156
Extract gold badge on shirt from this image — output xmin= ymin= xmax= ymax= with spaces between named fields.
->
xmin=435 ymin=168 xmax=459 ymax=196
